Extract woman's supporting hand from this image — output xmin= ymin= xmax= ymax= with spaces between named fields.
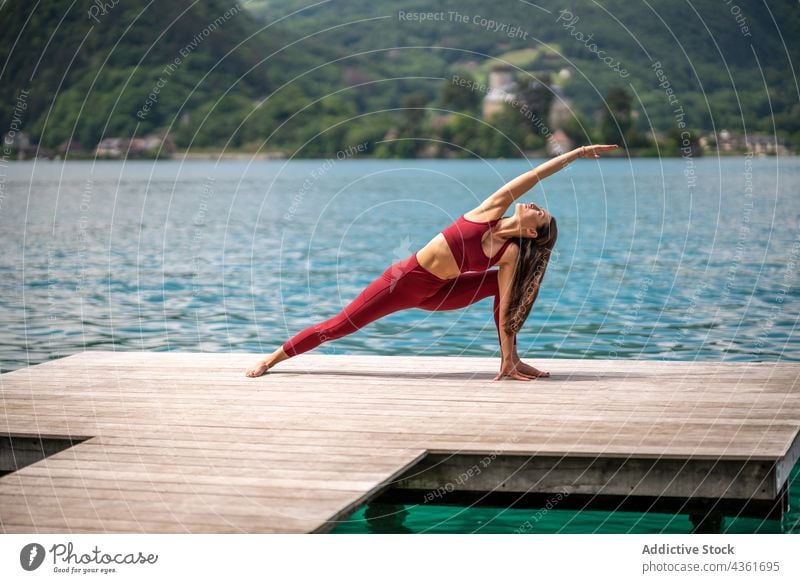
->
xmin=575 ymin=144 xmax=619 ymax=159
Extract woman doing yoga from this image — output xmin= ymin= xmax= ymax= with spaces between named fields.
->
xmin=245 ymin=144 xmax=618 ymax=380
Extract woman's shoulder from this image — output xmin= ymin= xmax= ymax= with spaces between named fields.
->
xmin=462 ymin=209 xmax=504 ymax=224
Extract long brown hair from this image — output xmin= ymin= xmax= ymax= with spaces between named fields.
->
xmin=503 ymin=216 xmax=558 ymax=335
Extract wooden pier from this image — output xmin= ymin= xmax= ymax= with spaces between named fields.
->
xmin=1 ymin=352 xmax=798 ymax=533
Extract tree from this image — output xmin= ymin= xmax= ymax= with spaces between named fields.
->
xmin=440 ymin=74 xmax=481 ymax=113
xmin=561 ymin=112 xmax=596 ymax=147
xmin=599 ymin=87 xmax=633 ymax=145
xmin=515 ymin=76 xmax=553 ymax=131
xmin=664 ymin=127 xmax=702 ymax=157
xmin=401 ymin=92 xmax=428 ymax=127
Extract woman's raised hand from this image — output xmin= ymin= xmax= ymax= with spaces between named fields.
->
xmin=577 ymin=144 xmax=619 ymax=159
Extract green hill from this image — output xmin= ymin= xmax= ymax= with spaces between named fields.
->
xmin=249 ymin=0 xmax=800 ymax=141
xmin=0 ymin=0 xmax=338 ymax=153
xmin=1 ymin=0 xmax=798 ymax=157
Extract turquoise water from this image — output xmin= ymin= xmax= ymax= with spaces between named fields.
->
xmin=331 ymin=461 xmax=800 ymax=533
xmin=1 ymin=157 xmax=798 ymax=532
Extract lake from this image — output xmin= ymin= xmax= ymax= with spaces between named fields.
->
xmin=1 ymin=156 xmax=798 ymax=533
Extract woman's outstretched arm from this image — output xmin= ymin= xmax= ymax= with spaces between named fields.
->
xmin=478 ymin=144 xmax=619 ymax=218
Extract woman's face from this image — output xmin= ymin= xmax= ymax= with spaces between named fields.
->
xmin=515 ymin=203 xmax=551 ymax=237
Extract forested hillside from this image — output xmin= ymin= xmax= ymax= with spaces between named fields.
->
xmin=1 ymin=0 xmax=797 ymax=157
xmin=0 ymin=0 xmax=338 ymax=152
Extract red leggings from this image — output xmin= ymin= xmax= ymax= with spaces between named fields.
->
xmin=282 ymin=253 xmax=514 ymax=357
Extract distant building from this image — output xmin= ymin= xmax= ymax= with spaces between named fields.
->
xmin=95 ymin=133 xmax=173 ymax=158
xmin=144 ymin=133 xmax=172 ymax=153
xmin=716 ymin=129 xmax=739 ymax=152
xmin=3 ymin=130 xmax=31 ymax=151
xmin=482 ymin=67 xmax=574 ymax=140
xmin=2 ymin=131 xmax=38 ymax=159
xmin=547 ymin=84 xmax=572 ymax=130
xmin=746 ymin=134 xmax=781 ymax=155
xmin=95 ymin=137 xmax=126 ymax=158
xmin=57 ymin=138 xmax=83 ymax=154
xmin=547 ymin=129 xmax=574 ymax=156
xmin=482 ymin=67 xmax=517 ymax=119
xmin=711 ymin=129 xmax=789 ymax=155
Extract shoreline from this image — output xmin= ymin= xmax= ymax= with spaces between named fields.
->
xmin=3 ymin=150 xmax=789 ymax=161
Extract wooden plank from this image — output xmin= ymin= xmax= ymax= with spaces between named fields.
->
xmin=2 ymin=398 xmax=798 ymax=420
xmin=392 ymin=453 xmax=781 ymax=500
xmin=2 ymin=411 xmax=797 ymax=439
xmin=0 ymin=506 xmax=318 ymax=533
xmin=1 ymin=406 xmax=796 ymax=430
xmin=19 ymin=457 xmax=413 ymax=483
xmin=11 ymin=465 xmax=388 ymax=492
xmin=0 ymin=421 xmax=792 ymax=459
xmin=0 ymin=473 xmax=365 ymax=501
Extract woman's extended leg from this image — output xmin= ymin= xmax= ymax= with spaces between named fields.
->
xmin=416 ymin=270 xmax=510 ymax=346
xmin=246 ymin=254 xmax=446 ymax=377
xmin=280 ymin=274 xmax=426 ymax=357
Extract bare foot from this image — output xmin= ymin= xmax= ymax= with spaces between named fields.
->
xmin=514 ymin=360 xmax=550 ymax=378
xmin=245 ymin=357 xmax=272 ymax=378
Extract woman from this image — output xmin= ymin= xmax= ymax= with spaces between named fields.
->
xmin=246 ymin=144 xmax=618 ymax=380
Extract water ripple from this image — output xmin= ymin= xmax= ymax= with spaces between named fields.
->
xmin=1 ymin=158 xmax=798 ymax=371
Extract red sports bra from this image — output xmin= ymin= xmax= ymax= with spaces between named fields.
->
xmin=441 ymin=214 xmax=513 ymax=273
